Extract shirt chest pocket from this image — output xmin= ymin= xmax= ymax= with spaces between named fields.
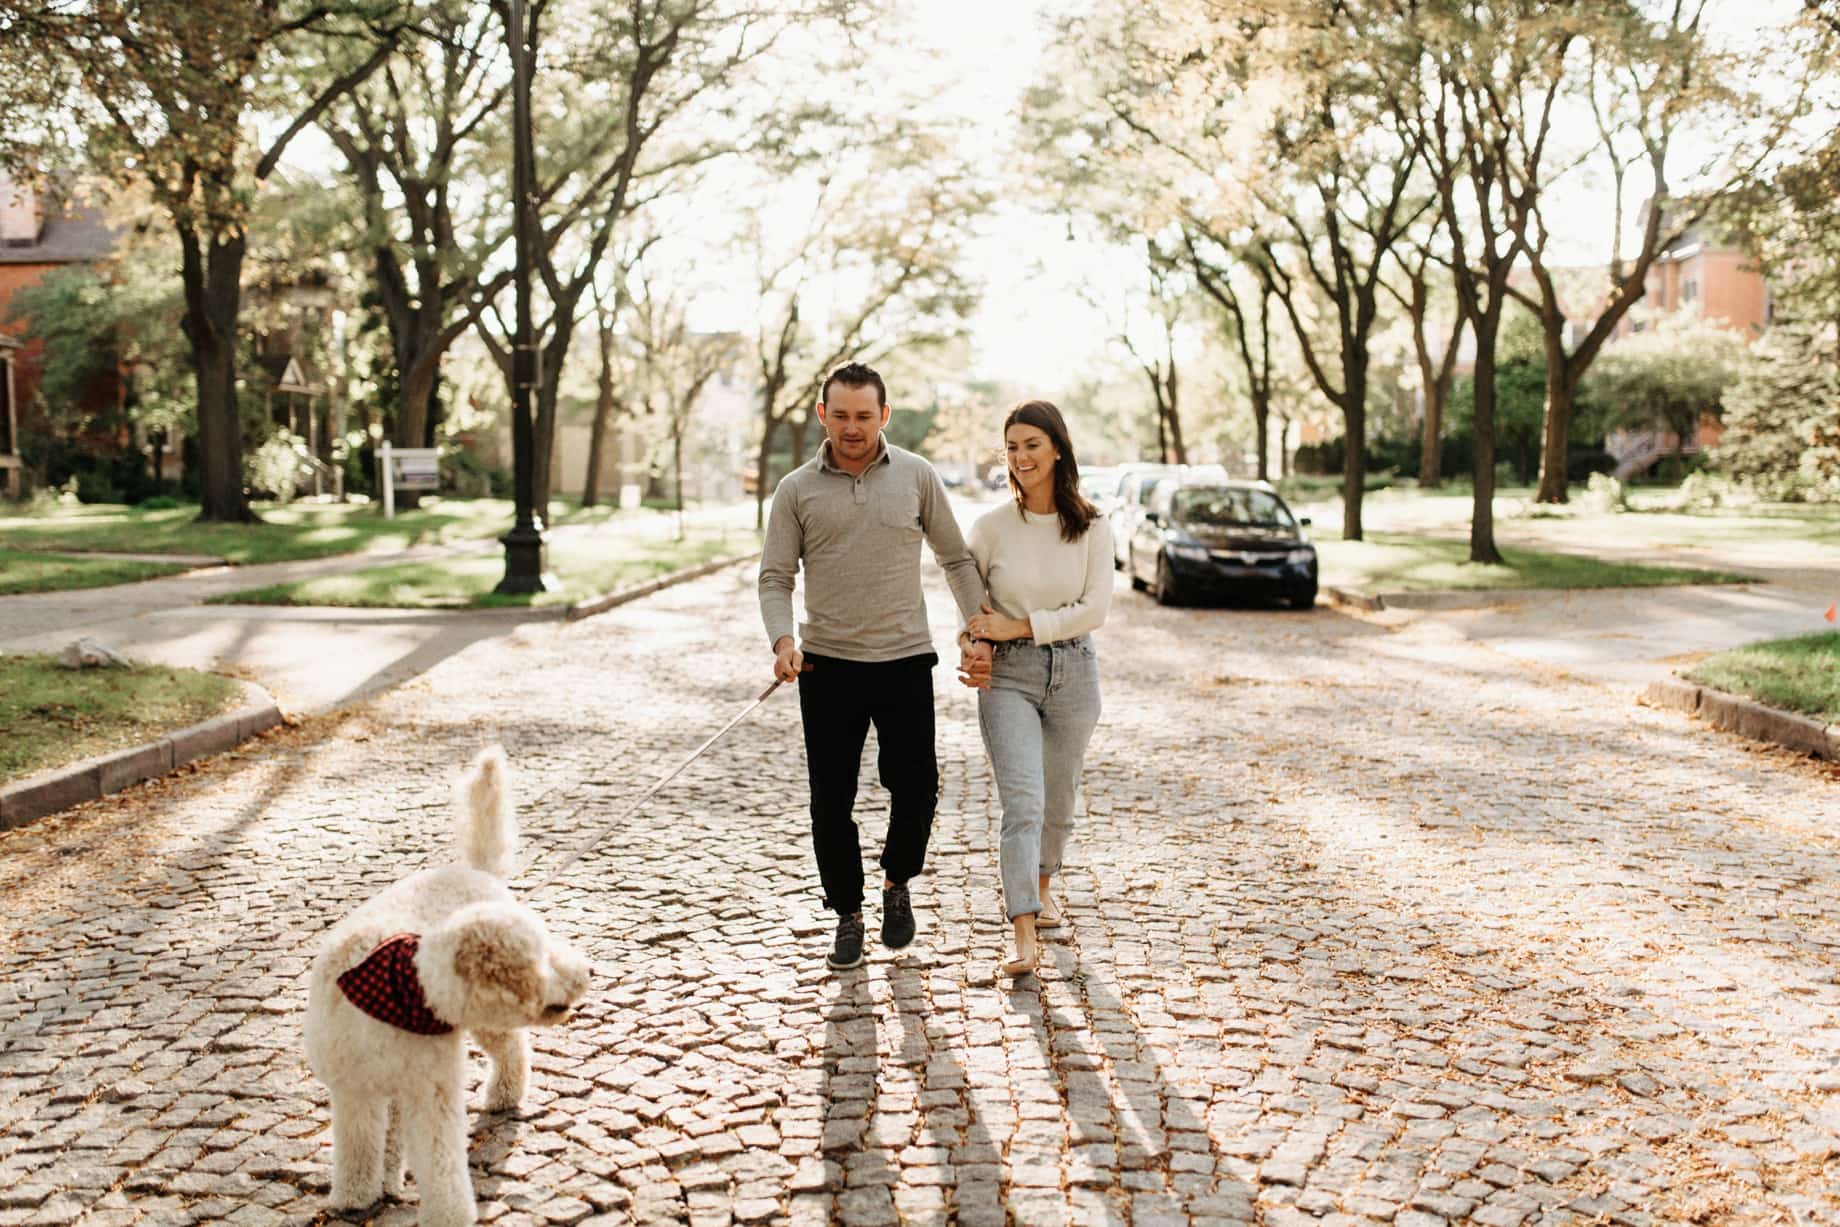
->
xmin=878 ymin=491 xmax=921 ymax=532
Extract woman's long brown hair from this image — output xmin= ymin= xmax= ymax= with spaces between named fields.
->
xmin=1005 ymin=400 xmax=1100 ymax=543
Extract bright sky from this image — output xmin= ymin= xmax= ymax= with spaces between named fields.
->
xmin=676 ymin=0 xmax=1118 ymax=391
xmin=887 ymin=0 xmax=1122 ymax=389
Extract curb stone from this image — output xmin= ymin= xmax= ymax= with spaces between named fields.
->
xmin=1323 ymin=585 xmax=1386 ymax=612
xmin=1641 ymin=677 xmax=1840 ymax=760
xmin=0 ymin=679 xmax=282 ymax=831
xmin=565 ymin=551 xmax=760 ymax=622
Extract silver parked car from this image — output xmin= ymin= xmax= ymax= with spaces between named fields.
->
xmin=1107 ymin=466 xmax=1181 ymax=568
xmin=1107 ymin=464 xmax=1230 ymax=568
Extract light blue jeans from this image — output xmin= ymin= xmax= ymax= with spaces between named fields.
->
xmin=977 ymin=635 xmax=1102 ymax=920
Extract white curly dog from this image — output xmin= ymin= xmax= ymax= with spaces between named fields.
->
xmin=305 ymin=746 xmax=590 ymax=1225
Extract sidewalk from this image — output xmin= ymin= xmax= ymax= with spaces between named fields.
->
xmin=1307 ymin=507 xmax=1840 ymax=693
xmin=0 ymin=502 xmax=762 ymax=715
xmin=0 ymin=544 xmax=535 ymax=714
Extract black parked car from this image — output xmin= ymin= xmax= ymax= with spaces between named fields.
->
xmin=1127 ymin=479 xmax=1317 ymax=609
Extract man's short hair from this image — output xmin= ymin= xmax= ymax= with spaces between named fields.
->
xmin=820 ymin=362 xmax=887 ymax=408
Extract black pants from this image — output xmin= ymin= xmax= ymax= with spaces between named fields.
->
xmin=797 ymin=652 xmax=939 ymax=916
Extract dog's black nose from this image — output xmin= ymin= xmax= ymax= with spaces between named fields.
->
xmin=544 ymin=1003 xmax=570 ymax=1017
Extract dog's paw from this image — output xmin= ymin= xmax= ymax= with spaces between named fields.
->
xmin=326 ymin=1189 xmax=383 ymax=1213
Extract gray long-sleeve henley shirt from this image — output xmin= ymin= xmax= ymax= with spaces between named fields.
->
xmin=758 ymin=438 xmax=986 ymax=662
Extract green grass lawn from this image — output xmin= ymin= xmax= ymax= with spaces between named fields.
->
xmin=1291 ymin=480 xmax=1840 ymax=550
xmin=0 ymin=497 xmax=619 ymax=566
xmin=209 ymin=525 xmax=753 ymax=610
xmin=0 ymin=654 xmax=243 ymax=782
xmin=1684 ymin=631 xmax=1840 ymax=723
xmin=1316 ymin=531 xmax=1751 ymax=593
xmin=0 ymin=550 xmax=192 ymax=596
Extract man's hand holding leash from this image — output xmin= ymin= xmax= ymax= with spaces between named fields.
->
xmin=772 ymin=635 xmax=807 ymax=684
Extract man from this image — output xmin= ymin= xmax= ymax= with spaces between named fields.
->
xmin=759 ymin=361 xmax=990 ymax=970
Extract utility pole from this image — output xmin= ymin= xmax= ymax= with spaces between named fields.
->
xmin=497 ymin=0 xmax=549 ymax=594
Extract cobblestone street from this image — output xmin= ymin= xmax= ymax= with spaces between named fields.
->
xmin=2 ymin=561 xmax=1837 ymax=1226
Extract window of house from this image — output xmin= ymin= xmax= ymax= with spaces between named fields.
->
xmin=1683 ymin=278 xmax=1698 ymax=303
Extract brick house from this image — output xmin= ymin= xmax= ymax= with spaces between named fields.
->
xmin=1598 ymin=222 xmax=1772 ymax=476
xmin=0 ymin=180 xmax=125 ymax=446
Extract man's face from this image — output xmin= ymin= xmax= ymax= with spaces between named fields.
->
xmin=817 ymin=383 xmax=890 ymax=466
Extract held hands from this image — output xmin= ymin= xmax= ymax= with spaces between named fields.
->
xmin=966 ymin=603 xmax=1029 ymax=643
xmin=772 ymin=636 xmax=806 ymax=684
xmin=957 ymin=635 xmax=992 ymax=691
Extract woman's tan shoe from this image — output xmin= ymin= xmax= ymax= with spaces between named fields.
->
xmin=1001 ymin=950 xmax=1039 ymax=977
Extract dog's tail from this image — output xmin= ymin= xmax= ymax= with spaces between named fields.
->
xmin=456 ymin=745 xmax=517 ymax=879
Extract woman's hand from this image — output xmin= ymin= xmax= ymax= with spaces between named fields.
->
xmin=967 ymin=602 xmax=1030 ymax=642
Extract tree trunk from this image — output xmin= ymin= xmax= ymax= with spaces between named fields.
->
xmin=180 ymin=227 xmax=255 ymax=523
xmin=583 ymin=325 xmax=617 ymax=508
xmin=1252 ymin=391 xmax=1270 ymax=481
xmin=1341 ymin=351 xmax=1368 ymax=542
xmin=1404 ymin=271 xmax=1459 ymax=490
xmin=393 ymin=352 xmax=440 ymax=511
xmin=1468 ymin=321 xmax=1503 ymax=564
xmin=754 ymin=416 xmax=778 ymax=531
xmin=672 ymin=421 xmax=685 ymax=539
xmin=1419 ymin=377 xmax=1445 ymax=488
xmin=1534 ymin=356 xmax=1576 ymax=504
xmin=1341 ymin=399 xmax=1364 ymax=542
xmin=531 ymin=318 xmax=574 ymax=525
xmin=1163 ymin=363 xmax=1188 ymax=465
xmin=789 ymin=414 xmax=809 ymax=467
xmin=1279 ymin=417 xmax=1293 ymax=478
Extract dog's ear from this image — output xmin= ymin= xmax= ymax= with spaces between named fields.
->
xmin=451 ymin=922 xmax=541 ymax=1010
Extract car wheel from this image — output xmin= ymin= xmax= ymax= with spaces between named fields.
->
xmin=1154 ymin=555 xmax=1182 ymax=606
xmin=1288 ymin=584 xmax=1317 ymax=611
xmin=1129 ymin=556 xmax=1148 ymax=591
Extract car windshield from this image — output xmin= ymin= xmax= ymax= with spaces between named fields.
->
xmin=1171 ymin=488 xmax=1296 ymax=530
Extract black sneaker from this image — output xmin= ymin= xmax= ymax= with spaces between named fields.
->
xmin=827 ymin=914 xmax=865 ymax=970
xmin=881 ymin=884 xmax=916 ymax=949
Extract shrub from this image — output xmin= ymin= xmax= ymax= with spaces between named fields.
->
xmin=76 ymin=470 xmax=123 ymax=503
xmin=1710 ymin=322 xmax=1840 ymax=501
xmin=1580 ymin=472 xmax=1627 ymax=514
xmin=1566 ymin=448 xmax=1616 ymax=483
xmin=246 ymin=430 xmax=312 ymax=503
xmin=443 ymin=447 xmax=510 ymax=498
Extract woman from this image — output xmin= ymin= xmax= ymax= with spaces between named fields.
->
xmin=962 ymin=400 xmax=1112 ymax=977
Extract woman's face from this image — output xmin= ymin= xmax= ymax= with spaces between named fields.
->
xmin=1006 ymin=422 xmax=1059 ymax=501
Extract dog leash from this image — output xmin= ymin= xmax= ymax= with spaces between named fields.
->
xmin=522 ymin=677 xmax=790 ymax=894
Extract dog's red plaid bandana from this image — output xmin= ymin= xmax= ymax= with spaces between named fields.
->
xmin=336 ymin=934 xmax=455 ymax=1035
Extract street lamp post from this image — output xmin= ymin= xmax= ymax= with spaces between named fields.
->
xmin=496 ymin=0 xmax=548 ymax=594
